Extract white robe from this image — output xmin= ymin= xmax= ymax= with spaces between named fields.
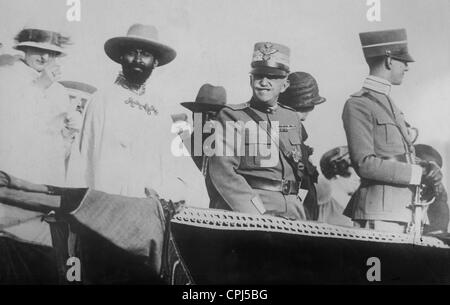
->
xmin=69 ymin=79 xmax=209 ymax=207
xmin=0 ymin=60 xmax=71 ymax=246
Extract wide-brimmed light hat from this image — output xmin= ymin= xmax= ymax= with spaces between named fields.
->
xmin=104 ymin=24 xmax=176 ymax=66
xmin=13 ymin=27 xmax=69 ymax=56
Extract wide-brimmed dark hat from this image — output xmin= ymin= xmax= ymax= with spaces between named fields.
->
xmin=279 ymin=72 xmax=326 ymax=110
xmin=250 ymin=42 xmax=290 ymax=77
xmin=13 ymin=28 xmax=70 ymax=56
xmin=359 ymin=28 xmax=414 ymax=63
xmin=414 ymin=144 xmax=443 ymax=168
xmin=181 ymin=84 xmax=227 ymax=112
xmin=104 ymin=24 xmax=176 ymax=66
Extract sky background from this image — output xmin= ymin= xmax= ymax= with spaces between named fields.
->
xmin=1 ymin=0 xmax=450 ymax=187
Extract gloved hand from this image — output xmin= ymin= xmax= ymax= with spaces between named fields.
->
xmin=419 ymin=160 xmax=443 ymax=187
xmin=420 ymin=182 xmax=436 ymax=202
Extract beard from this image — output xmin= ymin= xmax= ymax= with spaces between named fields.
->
xmin=121 ymin=62 xmax=154 ymax=85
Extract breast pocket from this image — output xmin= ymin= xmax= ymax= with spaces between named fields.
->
xmin=285 ymin=129 xmax=303 ymax=160
xmin=375 ymin=117 xmax=403 ymax=145
xmin=242 ymin=139 xmax=272 ymax=168
xmin=287 ymin=129 xmax=302 ymax=146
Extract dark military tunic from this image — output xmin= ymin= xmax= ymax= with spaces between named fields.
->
xmin=206 ymin=99 xmax=308 ymax=220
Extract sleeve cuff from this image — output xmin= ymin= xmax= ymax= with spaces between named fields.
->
xmin=409 ymin=164 xmax=423 ymax=185
xmin=251 ymin=196 xmax=266 ymax=214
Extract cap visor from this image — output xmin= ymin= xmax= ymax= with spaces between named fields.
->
xmin=391 ymin=53 xmax=415 ymax=63
xmin=250 ymin=66 xmax=287 ymax=77
xmin=311 ymin=96 xmax=326 ymax=105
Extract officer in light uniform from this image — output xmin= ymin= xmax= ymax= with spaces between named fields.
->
xmin=342 ymin=29 xmax=442 ymax=233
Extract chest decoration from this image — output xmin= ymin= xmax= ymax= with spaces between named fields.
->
xmin=279 ymin=125 xmax=296 ymax=132
xmin=124 ymin=97 xmax=159 ymax=116
xmin=290 ymin=147 xmax=302 ymax=163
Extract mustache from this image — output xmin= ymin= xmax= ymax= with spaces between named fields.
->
xmin=125 ymin=63 xmax=149 ymax=72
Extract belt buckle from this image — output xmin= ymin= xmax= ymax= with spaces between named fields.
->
xmin=281 ymin=179 xmax=290 ymax=195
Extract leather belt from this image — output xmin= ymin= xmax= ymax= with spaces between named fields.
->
xmin=244 ymin=176 xmax=300 ymax=195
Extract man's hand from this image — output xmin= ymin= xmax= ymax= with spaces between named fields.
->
xmin=419 ymin=160 xmax=443 ymax=187
xmin=34 ymin=63 xmax=61 ymax=89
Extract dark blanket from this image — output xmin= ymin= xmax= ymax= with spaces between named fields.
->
xmin=0 ymin=234 xmax=59 ymax=284
xmin=48 ymin=189 xmax=169 ymax=284
xmin=0 ymin=180 xmax=170 ymax=284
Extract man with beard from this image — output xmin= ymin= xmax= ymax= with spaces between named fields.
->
xmin=72 ymin=24 xmax=189 ymax=202
xmin=206 ymin=42 xmax=308 ymax=220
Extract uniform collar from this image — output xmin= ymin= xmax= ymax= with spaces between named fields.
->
xmin=249 ymin=97 xmax=279 ymax=113
xmin=115 ymin=72 xmax=146 ymax=96
xmin=363 ymin=75 xmax=391 ymax=96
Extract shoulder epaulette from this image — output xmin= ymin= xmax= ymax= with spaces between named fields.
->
xmin=223 ymin=102 xmax=250 ymax=111
xmin=278 ymin=103 xmax=296 ymax=111
xmin=350 ymin=89 xmax=368 ymax=98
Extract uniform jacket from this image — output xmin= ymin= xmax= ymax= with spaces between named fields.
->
xmin=342 ymin=80 xmax=418 ymax=223
xmin=206 ymin=99 xmax=308 ymax=220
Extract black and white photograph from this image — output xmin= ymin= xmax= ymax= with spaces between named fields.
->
xmin=0 ymin=0 xmax=449 ymax=291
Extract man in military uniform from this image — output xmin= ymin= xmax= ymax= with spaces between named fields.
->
xmin=342 ymin=29 xmax=442 ymax=233
xmin=206 ymin=42 xmax=308 ymax=220
xmin=278 ymin=71 xmax=325 ymax=220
